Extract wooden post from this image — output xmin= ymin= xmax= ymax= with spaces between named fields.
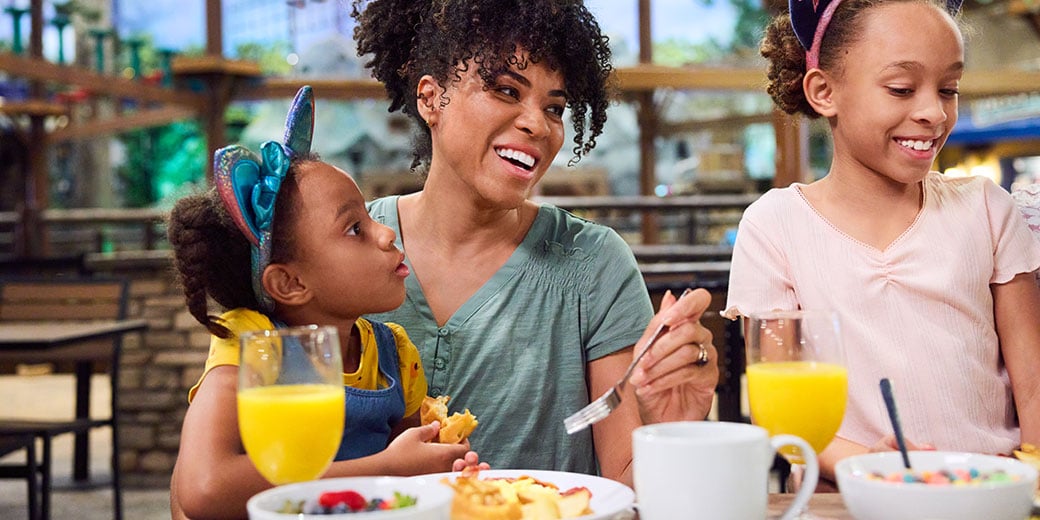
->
xmin=772 ymin=109 xmax=810 ymax=188
xmin=204 ymin=0 xmax=226 ymax=183
xmin=637 ymin=0 xmax=660 ymax=245
xmin=206 ymin=0 xmax=223 ymax=57
xmin=22 ymin=0 xmax=48 ymax=257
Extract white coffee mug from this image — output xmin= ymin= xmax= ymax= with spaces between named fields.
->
xmin=632 ymin=421 xmax=817 ymax=520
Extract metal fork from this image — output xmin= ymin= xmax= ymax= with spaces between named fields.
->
xmin=564 ymin=321 xmax=670 ymax=434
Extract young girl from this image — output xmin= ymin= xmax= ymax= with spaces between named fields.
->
xmin=352 ymin=0 xmax=720 ymax=485
xmin=167 ymin=86 xmax=476 ymax=519
xmin=724 ymin=0 xmax=1040 ymax=485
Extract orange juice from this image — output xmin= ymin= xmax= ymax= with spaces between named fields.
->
xmin=746 ymin=361 xmax=847 ymax=463
xmin=238 ymin=384 xmax=345 ymax=484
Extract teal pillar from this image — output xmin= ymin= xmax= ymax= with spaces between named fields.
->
xmin=125 ymin=37 xmax=145 ymax=79
xmin=88 ymin=28 xmax=110 ymax=73
xmin=158 ymin=49 xmax=176 ymax=87
xmin=51 ymin=14 xmax=71 ymax=65
xmin=3 ymin=7 xmax=29 ymax=55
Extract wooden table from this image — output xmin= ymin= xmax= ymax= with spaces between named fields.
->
xmin=627 ymin=493 xmax=851 ymax=519
xmin=769 ymin=493 xmax=851 ymax=519
xmin=0 ymin=319 xmax=147 ymax=481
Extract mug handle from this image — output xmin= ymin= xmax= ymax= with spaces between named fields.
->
xmin=769 ymin=435 xmax=818 ymax=520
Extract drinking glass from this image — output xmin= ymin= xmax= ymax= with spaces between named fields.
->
xmin=237 ymin=325 xmax=344 ymax=485
xmin=745 ymin=310 xmax=847 ymax=516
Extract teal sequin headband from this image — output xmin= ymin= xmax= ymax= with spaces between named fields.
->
xmin=214 ymin=86 xmax=314 ymax=312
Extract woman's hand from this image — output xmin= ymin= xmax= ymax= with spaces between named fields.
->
xmin=451 ymin=450 xmax=491 ymax=472
xmin=628 ymin=288 xmax=719 ymax=424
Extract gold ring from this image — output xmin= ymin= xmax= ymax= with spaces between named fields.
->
xmin=694 ymin=343 xmax=710 ymax=366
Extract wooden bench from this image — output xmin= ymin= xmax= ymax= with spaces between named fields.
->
xmin=0 ymin=277 xmax=131 ymax=520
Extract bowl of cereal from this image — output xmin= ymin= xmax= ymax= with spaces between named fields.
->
xmin=835 ymin=451 xmax=1038 ymax=520
xmin=246 ymin=476 xmax=452 ymax=519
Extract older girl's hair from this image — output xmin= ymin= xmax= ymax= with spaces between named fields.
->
xmin=761 ymin=0 xmax=959 ymax=118
xmin=351 ymin=0 xmax=613 ymax=170
xmin=167 ymin=155 xmax=317 ymax=338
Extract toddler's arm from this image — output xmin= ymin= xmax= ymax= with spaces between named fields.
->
xmin=172 ymin=366 xmax=279 ymax=519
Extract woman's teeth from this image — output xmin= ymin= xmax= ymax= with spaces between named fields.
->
xmin=496 ymin=148 xmax=535 ymax=169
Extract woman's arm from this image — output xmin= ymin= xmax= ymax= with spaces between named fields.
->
xmin=993 ymin=272 xmax=1040 ymax=446
xmin=588 ymin=348 xmax=642 ymax=486
xmin=590 ymin=288 xmax=720 ymax=486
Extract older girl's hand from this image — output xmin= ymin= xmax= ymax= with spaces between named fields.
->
xmin=870 ymin=434 xmax=935 ymax=453
xmin=628 ymin=288 xmax=719 ymax=424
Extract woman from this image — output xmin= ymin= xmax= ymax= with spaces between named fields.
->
xmin=353 ymin=0 xmax=719 ymax=485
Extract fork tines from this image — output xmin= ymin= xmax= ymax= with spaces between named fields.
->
xmin=564 ymin=390 xmax=619 ymax=434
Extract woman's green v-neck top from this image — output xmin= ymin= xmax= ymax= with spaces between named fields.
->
xmin=366 ymin=196 xmax=653 ymax=474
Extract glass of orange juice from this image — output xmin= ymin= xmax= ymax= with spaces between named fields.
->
xmin=745 ymin=310 xmax=846 ymax=516
xmin=238 ymin=325 xmax=344 ymax=485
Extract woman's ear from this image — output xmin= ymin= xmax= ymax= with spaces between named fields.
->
xmin=416 ymin=75 xmax=439 ymax=128
xmin=262 ymin=264 xmax=312 ymax=307
xmin=804 ymin=68 xmax=837 ymax=117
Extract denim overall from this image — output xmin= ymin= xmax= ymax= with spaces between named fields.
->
xmin=273 ymin=320 xmax=405 ymax=461
xmin=334 ymin=321 xmax=405 ymax=460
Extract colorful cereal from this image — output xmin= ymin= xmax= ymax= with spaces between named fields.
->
xmin=860 ymin=468 xmax=1020 ymax=486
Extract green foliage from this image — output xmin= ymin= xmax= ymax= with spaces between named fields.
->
xmin=654 ymin=37 xmax=726 ymax=66
xmin=117 ymin=121 xmax=206 ymax=208
xmin=234 ymin=41 xmax=293 ymax=76
xmin=727 ymin=0 xmax=770 ymax=51
xmin=652 ymin=0 xmax=768 ymax=65
xmin=54 ymin=1 xmax=101 ymax=23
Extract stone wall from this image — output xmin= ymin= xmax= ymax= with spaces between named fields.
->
xmin=85 ymin=251 xmax=209 ymax=488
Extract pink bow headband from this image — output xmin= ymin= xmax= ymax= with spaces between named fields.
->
xmin=790 ymin=0 xmax=964 ymax=70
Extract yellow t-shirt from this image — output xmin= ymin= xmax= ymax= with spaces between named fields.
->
xmin=187 ymin=308 xmax=427 ymax=418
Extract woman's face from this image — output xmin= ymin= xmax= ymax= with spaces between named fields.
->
xmin=283 ymin=161 xmax=409 ymax=318
xmin=424 ymin=51 xmax=568 ymax=207
xmin=827 ymin=1 xmax=963 ymax=185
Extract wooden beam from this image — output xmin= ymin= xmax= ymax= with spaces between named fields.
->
xmin=960 ymin=69 xmax=1040 ymax=98
xmin=615 ymin=65 xmax=1040 ymax=97
xmin=0 ymin=100 xmax=67 ymax=117
xmin=660 ymin=112 xmax=774 ymax=136
xmin=45 ymin=106 xmax=199 ymax=143
xmin=235 ymin=78 xmax=388 ymax=101
xmin=170 ymin=55 xmax=262 ymax=77
xmin=0 ymin=53 xmax=206 ymax=108
xmin=617 ymin=64 xmax=765 ymax=91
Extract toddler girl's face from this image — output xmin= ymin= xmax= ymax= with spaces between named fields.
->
xmin=827 ymin=1 xmax=963 ymax=184
xmin=287 ymin=161 xmax=409 ymax=317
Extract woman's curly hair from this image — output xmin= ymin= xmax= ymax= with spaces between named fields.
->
xmin=761 ymin=0 xmax=956 ymax=118
xmin=166 ymin=155 xmax=317 ymax=339
xmin=351 ymin=0 xmax=614 ymax=170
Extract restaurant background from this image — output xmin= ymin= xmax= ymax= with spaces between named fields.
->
xmin=0 ymin=0 xmax=1038 ymax=495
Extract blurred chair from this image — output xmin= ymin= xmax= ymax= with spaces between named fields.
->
xmin=0 ymin=277 xmax=131 ymax=520
xmin=0 ymin=433 xmax=43 ymax=520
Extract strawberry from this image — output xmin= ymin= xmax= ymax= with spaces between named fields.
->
xmin=318 ymin=490 xmax=367 ymax=511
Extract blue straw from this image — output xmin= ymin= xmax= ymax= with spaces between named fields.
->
xmin=880 ymin=378 xmax=912 ymax=469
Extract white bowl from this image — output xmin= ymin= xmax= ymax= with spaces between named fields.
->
xmin=836 ymin=451 xmax=1038 ymax=520
xmin=246 ymin=476 xmax=452 ymax=520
